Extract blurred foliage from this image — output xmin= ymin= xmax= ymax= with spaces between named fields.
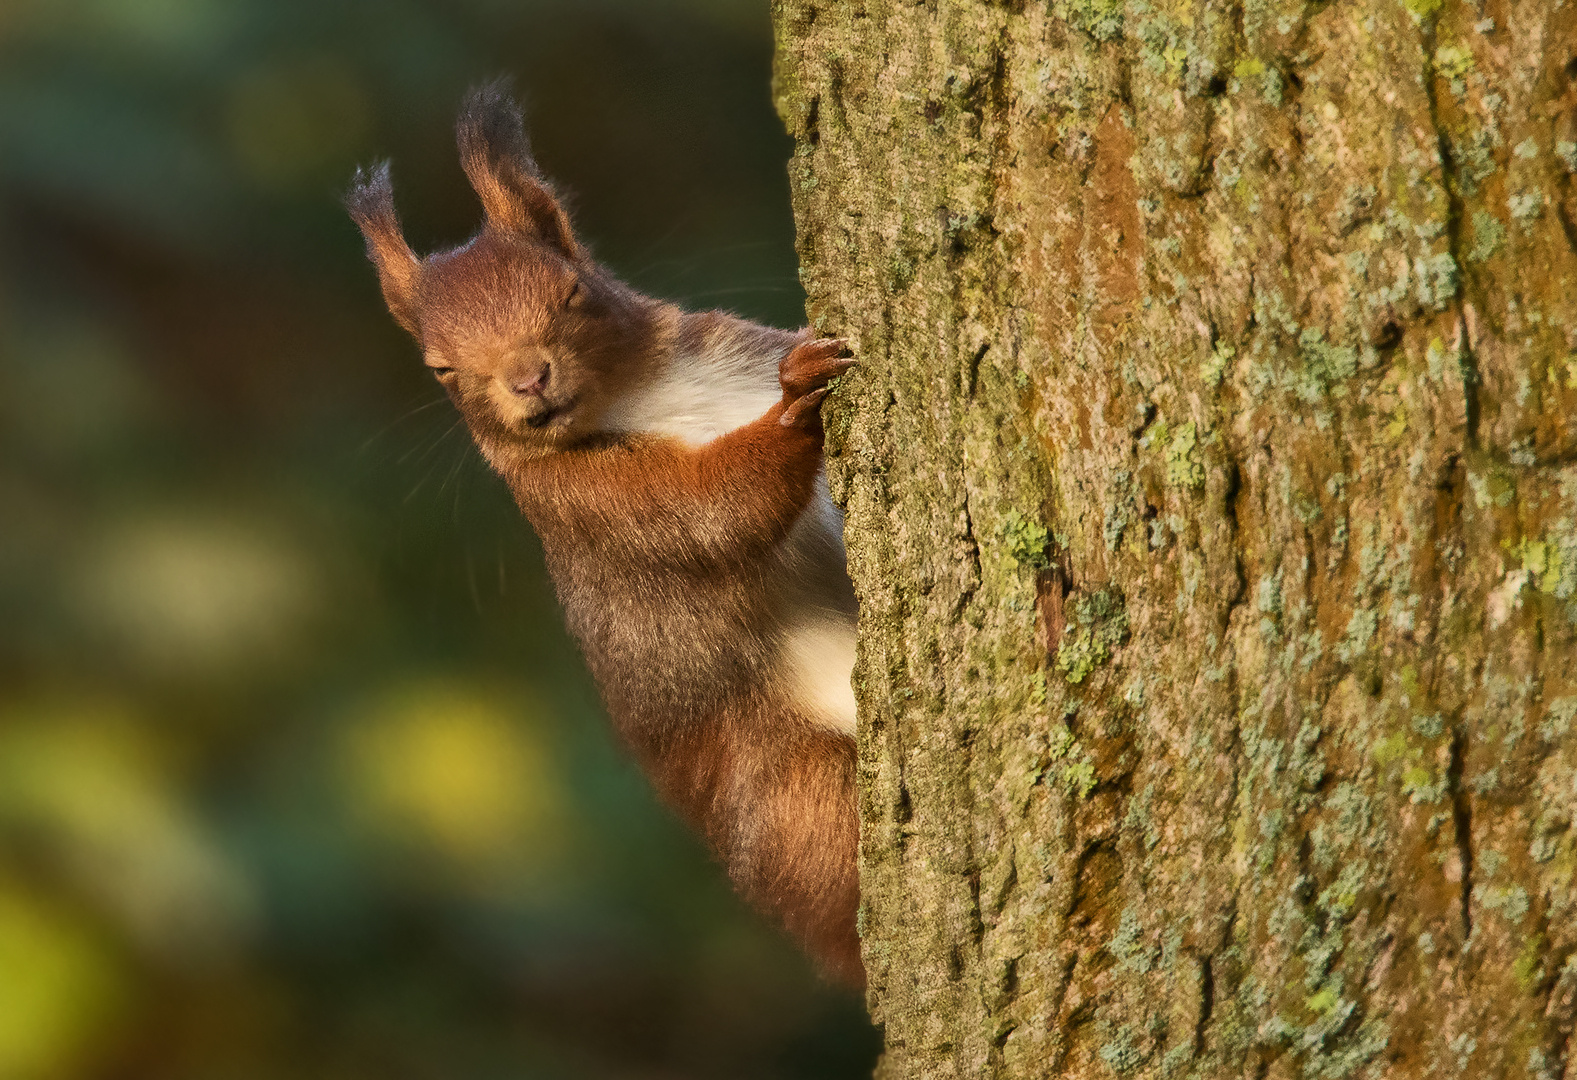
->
xmin=0 ymin=0 xmax=878 ymax=1076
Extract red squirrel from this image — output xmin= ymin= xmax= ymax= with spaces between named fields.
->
xmin=347 ymin=86 xmax=863 ymax=986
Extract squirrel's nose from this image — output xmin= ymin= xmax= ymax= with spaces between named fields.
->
xmin=510 ymin=365 xmax=549 ymax=397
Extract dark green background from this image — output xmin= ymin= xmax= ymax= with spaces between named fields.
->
xmin=0 ymin=1 xmax=877 ymax=1075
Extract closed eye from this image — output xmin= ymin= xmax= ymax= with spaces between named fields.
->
xmin=427 ymin=365 xmax=456 ymax=380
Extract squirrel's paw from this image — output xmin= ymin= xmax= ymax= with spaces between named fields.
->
xmin=779 ymin=338 xmax=854 ymax=428
xmin=780 ymin=338 xmax=854 ymax=397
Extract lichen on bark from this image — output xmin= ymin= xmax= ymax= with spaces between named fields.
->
xmin=775 ymin=0 xmax=1577 ymax=1077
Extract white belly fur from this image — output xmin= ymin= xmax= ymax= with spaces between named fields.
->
xmin=599 ymin=350 xmax=859 ymax=738
xmin=779 ymin=612 xmax=858 ymax=737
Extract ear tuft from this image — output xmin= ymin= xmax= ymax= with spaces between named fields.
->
xmin=456 ymin=80 xmax=581 ymax=259
xmin=346 ymin=161 xmax=422 ymax=336
xmin=457 ymin=79 xmax=537 ymax=180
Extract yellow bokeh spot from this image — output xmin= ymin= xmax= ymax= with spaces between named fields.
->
xmin=71 ymin=514 xmax=319 ymax=676
xmin=346 ymin=685 xmax=566 ymax=873
xmin=0 ymin=704 xmax=255 ymax=961
xmin=0 ymin=884 xmax=125 ymax=1079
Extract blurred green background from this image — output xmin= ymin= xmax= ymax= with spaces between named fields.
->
xmin=0 ymin=0 xmax=880 ymax=1076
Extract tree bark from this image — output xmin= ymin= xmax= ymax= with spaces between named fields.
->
xmin=774 ymin=1 xmax=1577 ymax=1077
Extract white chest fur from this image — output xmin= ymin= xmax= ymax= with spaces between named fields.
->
xmin=597 ymin=349 xmax=858 ymax=738
xmin=598 ymin=345 xmax=780 ymax=448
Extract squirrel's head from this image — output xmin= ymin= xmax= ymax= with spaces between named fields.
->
xmin=348 ymin=83 xmax=656 ymax=457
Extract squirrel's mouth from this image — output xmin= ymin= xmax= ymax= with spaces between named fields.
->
xmin=521 ymin=396 xmax=576 ymax=430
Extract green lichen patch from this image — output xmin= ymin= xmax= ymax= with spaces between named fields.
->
xmin=1466 ymin=464 xmax=1516 ymax=509
xmin=1510 ymin=534 xmax=1577 ymax=598
xmin=1055 ymin=587 xmax=1130 ymax=684
xmin=1512 ymin=933 xmax=1546 ymax=992
xmin=1000 ymin=510 xmax=1052 ymax=570
xmin=1475 ymin=883 xmax=1531 ymax=923
xmin=1414 ymin=252 xmax=1460 ymax=310
xmin=1305 ymin=986 xmax=1340 ymax=1015
xmin=885 ymin=252 xmax=917 ymax=291
xmin=1030 ymin=667 xmax=1048 ymax=706
xmin=1049 ymin=723 xmax=1075 ymax=760
xmin=1509 ymin=190 xmax=1544 ymax=222
xmin=1045 ymin=723 xmax=1098 ymax=797
xmin=1202 ymin=344 xmax=1233 ymax=388
xmin=1165 ymin=420 xmax=1205 ymax=489
xmin=1057 ymin=0 xmax=1123 ymax=42
xmin=1547 ymin=354 xmax=1577 ymax=390
xmin=1541 ymin=698 xmax=1577 ymax=741
xmin=1400 ymin=764 xmax=1447 ymax=805
xmin=1468 ymin=211 xmax=1505 ymax=263
xmin=1096 ymin=1022 xmax=1145 ymax=1073
xmin=1433 ymin=44 xmax=1474 ymax=81
xmin=1103 ymin=475 xmax=1140 ymax=552
xmin=1372 ymin=731 xmax=1409 ymax=768
xmin=1234 ymin=57 xmax=1264 ymax=81
xmin=1261 ymin=66 xmax=1285 ymax=108
xmin=1298 ymin=328 xmax=1358 ymax=400
xmin=1384 ymin=402 xmax=1409 ymax=440
xmin=1336 ymin=606 xmax=1378 ymax=662
xmin=1063 ymin=758 xmax=1098 ymax=798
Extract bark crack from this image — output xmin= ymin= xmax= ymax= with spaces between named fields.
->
xmin=1556 ymin=198 xmax=1577 ymax=263
xmin=965 ymin=340 xmax=987 ymax=399
xmin=957 ymin=480 xmax=983 ymax=618
xmin=1418 ymin=15 xmax=1482 ymax=447
xmin=1447 ymin=724 xmax=1474 ymax=945
xmin=1193 ymin=952 xmax=1215 ymax=1054
xmin=1547 ymin=945 xmax=1577 ymax=1079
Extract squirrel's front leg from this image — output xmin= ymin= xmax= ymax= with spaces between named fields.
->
xmin=656 ymin=335 xmax=852 ymax=556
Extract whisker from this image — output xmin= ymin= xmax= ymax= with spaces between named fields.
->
xmin=401 ymin=420 xmax=464 ymax=502
xmin=438 ymin=439 xmax=472 ymax=497
xmin=617 ymin=209 xmax=699 ymax=271
xmin=623 ymin=238 xmax=790 ymax=279
xmin=683 ymin=284 xmax=802 ymax=299
xmin=397 ymin=417 xmax=463 ymax=468
xmin=446 ymin=445 xmax=479 ymax=529
xmin=359 ymin=394 xmax=450 ymax=456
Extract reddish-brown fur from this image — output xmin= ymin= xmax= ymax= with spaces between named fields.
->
xmin=347 ymin=84 xmax=862 ymax=985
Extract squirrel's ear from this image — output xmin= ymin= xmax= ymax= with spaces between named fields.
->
xmin=456 ymin=81 xmax=582 ymax=261
xmin=347 ymin=162 xmax=422 ymax=336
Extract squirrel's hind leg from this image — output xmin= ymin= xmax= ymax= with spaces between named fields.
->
xmin=713 ymin=705 xmax=862 ymax=988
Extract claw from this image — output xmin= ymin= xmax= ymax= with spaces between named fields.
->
xmin=790 ymin=336 xmax=846 ymax=357
xmin=779 ymin=387 xmax=829 ymax=428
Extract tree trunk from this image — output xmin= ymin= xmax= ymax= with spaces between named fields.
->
xmin=773 ymin=1 xmax=1577 ymax=1076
